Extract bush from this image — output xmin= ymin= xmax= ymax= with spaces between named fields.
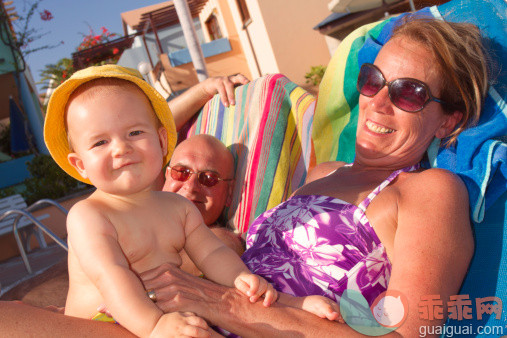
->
xmin=0 ymin=186 xmax=16 ymax=199
xmin=0 ymin=124 xmax=10 ymax=156
xmin=305 ymin=65 xmax=327 ymax=86
xmin=22 ymin=155 xmax=90 ymax=204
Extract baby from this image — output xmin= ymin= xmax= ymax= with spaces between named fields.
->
xmin=44 ymin=65 xmax=276 ymax=337
xmin=45 ymin=65 xmax=341 ymax=337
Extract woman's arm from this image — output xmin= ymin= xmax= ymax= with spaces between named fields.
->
xmin=141 ymin=263 xmax=397 ymax=337
xmin=277 ymin=293 xmax=342 ymax=322
xmin=0 ymin=301 xmax=135 ymax=337
xmin=169 ymin=74 xmax=249 ymax=130
xmin=386 ymin=169 xmax=474 ymax=337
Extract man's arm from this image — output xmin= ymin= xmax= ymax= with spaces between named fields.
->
xmin=141 ymin=264 xmax=388 ymax=337
xmin=169 ymin=74 xmax=249 ymax=130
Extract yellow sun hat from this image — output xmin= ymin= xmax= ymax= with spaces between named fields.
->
xmin=44 ymin=64 xmax=177 ymax=185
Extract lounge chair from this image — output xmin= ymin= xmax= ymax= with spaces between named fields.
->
xmin=0 ymin=194 xmax=68 ymax=275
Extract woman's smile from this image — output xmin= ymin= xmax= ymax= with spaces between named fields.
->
xmin=365 ymin=120 xmax=395 ymax=134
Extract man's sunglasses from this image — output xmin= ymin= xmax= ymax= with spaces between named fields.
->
xmin=357 ymin=63 xmax=446 ymax=113
xmin=168 ymin=166 xmax=233 ymax=188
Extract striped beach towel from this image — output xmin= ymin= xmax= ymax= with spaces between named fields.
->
xmin=184 ymin=74 xmax=316 ymax=234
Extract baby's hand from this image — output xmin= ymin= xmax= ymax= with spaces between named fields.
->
xmin=234 ymin=272 xmax=278 ymax=307
xmin=302 ymin=295 xmax=344 ymax=322
xmin=151 ymin=312 xmax=211 ymax=338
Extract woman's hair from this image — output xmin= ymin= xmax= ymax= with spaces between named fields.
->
xmin=391 ymin=16 xmax=489 ymax=146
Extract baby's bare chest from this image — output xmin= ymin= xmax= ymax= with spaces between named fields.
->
xmin=109 ymin=208 xmax=186 ymax=271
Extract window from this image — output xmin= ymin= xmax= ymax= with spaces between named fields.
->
xmin=205 ymin=13 xmax=222 ymax=41
xmin=236 ymin=0 xmax=251 ymax=27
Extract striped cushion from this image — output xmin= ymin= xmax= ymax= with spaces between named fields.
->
xmin=184 ymin=74 xmax=316 ymax=234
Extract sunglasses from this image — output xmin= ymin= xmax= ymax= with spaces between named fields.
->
xmin=357 ymin=63 xmax=446 ymax=113
xmin=168 ymin=166 xmax=233 ymax=188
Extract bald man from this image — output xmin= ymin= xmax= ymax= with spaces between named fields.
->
xmin=163 ymin=134 xmax=243 ymax=276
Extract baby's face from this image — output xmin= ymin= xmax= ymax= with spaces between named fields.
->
xmin=66 ymin=86 xmax=167 ymax=195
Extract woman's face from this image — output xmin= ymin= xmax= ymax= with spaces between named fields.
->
xmin=355 ymin=37 xmax=459 ymax=168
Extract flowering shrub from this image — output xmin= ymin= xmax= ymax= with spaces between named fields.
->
xmin=77 ymin=26 xmax=117 ymax=51
xmin=39 ymin=25 xmax=123 ymax=105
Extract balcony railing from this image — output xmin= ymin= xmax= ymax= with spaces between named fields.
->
xmin=168 ymin=38 xmax=232 ymax=67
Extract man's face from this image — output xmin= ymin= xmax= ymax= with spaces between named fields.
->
xmin=163 ymin=136 xmax=233 ymax=226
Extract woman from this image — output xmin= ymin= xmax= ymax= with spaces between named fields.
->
xmin=140 ymin=17 xmax=489 ymax=337
xmin=1 ymin=16 xmax=489 ymax=337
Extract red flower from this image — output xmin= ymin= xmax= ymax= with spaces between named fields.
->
xmin=112 ymin=48 xmax=119 ymax=55
xmin=40 ymin=10 xmax=53 ymax=21
xmin=62 ymin=71 xmax=67 ymax=79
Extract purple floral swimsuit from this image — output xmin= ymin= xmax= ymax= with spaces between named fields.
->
xmin=242 ymin=164 xmax=419 ymax=306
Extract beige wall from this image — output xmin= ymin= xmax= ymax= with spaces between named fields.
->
xmin=223 ymin=0 xmax=331 ymax=91
xmin=243 ymin=0 xmax=280 ymax=75
xmin=196 ymin=0 xmax=253 ymax=79
xmin=225 ymin=0 xmax=278 ymax=78
xmin=256 ymin=0 xmax=331 ymax=89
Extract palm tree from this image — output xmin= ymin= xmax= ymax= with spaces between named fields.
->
xmin=38 ymin=58 xmax=74 ymax=108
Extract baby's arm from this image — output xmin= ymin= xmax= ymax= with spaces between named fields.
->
xmin=181 ymin=202 xmax=277 ymax=306
xmin=278 ymin=293 xmax=343 ymax=322
xmin=67 ymin=202 xmax=209 ymax=337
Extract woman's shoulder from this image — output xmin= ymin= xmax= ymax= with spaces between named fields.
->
xmin=305 ymin=161 xmax=347 ymax=184
xmin=402 ymin=167 xmax=465 ymax=188
xmin=397 ymin=167 xmax=469 ymax=207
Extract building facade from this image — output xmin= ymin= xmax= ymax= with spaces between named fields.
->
xmin=118 ymin=0 xmax=331 ymax=96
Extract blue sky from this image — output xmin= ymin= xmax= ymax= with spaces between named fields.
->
xmin=11 ymin=0 xmax=163 ymax=91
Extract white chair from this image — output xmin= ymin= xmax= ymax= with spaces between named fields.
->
xmin=0 ymin=194 xmax=68 ymax=274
